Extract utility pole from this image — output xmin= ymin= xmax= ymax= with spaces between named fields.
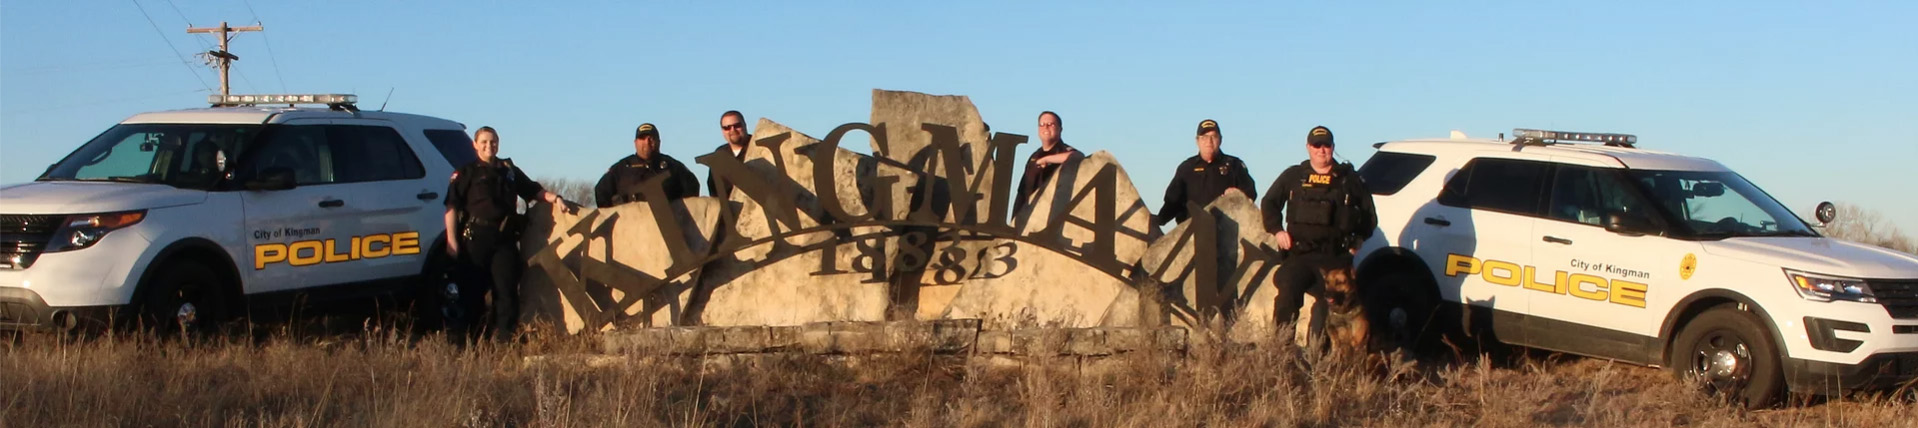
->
xmin=186 ymin=21 xmax=264 ymax=96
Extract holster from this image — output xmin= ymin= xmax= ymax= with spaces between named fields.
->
xmin=462 ymin=215 xmax=524 ymax=242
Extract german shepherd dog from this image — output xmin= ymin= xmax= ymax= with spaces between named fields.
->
xmin=1319 ymin=265 xmax=1373 ymax=359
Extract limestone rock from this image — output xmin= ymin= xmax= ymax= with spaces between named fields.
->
xmin=868 ymin=89 xmax=999 ymax=224
xmin=722 ymin=118 xmax=917 ymax=256
xmin=925 ymin=151 xmax=1159 ymax=330
xmin=518 ymin=197 xmax=725 ymax=333
xmin=692 ymin=118 xmax=922 ymax=326
xmin=1012 ymin=150 xmax=1160 ymax=268
xmin=1137 ymin=191 xmax=1288 ymax=343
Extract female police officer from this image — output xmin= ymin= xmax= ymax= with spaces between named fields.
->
xmin=444 ymin=126 xmax=572 ymax=341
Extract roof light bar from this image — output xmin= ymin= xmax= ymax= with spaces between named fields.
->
xmin=1513 ymin=128 xmax=1638 ymax=147
xmin=208 ymin=94 xmax=358 ymax=107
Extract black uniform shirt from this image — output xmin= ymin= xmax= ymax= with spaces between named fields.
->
xmin=1014 ymin=141 xmax=1078 ymax=212
xmin=1156 ymin=153 xmax=1258 ymax=225
xmin=445 ymin=158 xmax=545 ymax=224
xmin=1259 ymin=161 xmax=1377 ymax=253
xmin=595 ymin=153 xmax=699 ymax=207
xmin=706 ymin=143 xmax=748 ymax=199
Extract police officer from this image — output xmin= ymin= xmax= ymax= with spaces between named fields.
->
xmin=1156 ymin=119 xmax=1258 ymax=226
xmin=443 ymin=126 xmax=572 ymax=341
xmin=596 ymin=123 xmax=699 ymax=207
xmin=708 ymin=110 xmax=751 ymax=200
xmin=1015 ymin=111 xmax=1082 ymax=214
xmin=1260 ymin=126 xmax=1377 ymax=331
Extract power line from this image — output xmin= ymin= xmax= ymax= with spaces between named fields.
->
xmin=1 ymin=88 xmax=208 ymax=117
xmin=3 ymin=56 xmax=178 ymax=74
xmin=235 ymin=67 xmax=258 ymax=93
xmin=162 ymin=0 xmax=193 ymax=26
xmin=238 ymin=0 xmax=287 ymax=92
xmin=131 ymin=0 xmax=214 ymax=92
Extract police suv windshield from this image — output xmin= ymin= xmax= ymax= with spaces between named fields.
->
xmin=1626 ymin=169 xmax=1817 ymax=239
xmin=39 ymin=124 xmax=262 ymax=190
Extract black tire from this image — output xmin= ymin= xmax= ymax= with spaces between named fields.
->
xmin=139 ymin=262 xmax=230 ymax=335
xmin=1668 ymin=305 xmax=1786 ymax=408
xmin=415 ymin=252 xmax=463 ymax=332
xmin=1367 ymin=268 xmax=1450 ymax=357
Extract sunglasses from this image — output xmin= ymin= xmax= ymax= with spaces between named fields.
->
xmin=721 ymin=124 xmax=745 ymax=131
xmin=1308 ymin=142 xmax=1333 ymax=148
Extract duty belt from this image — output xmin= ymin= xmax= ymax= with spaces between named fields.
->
xmin=461 ymin=217 xmax=516 ymax=241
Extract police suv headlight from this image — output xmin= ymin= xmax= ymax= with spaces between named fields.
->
xmin=1784 ymin=269 xmax=1876 ymax=303
xmin=42 ymin=210 xmax=146 ymax=253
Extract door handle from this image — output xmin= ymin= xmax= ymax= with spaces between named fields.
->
xmin=1423 ymin=217 xmax=1451 ymax=227
xmin=318 ymin=199 xmax=345 ymax=208
xmin=416 ymin=191 xmax=438 ymax=201
xmin=1542 ymin=236 xmax=1574 ymax=245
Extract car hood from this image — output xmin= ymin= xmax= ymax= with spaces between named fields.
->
xmin=1702 ymin=236 xmax=1918 ymax=279
xmin=0 ymin=181 xmax=206 ymax=214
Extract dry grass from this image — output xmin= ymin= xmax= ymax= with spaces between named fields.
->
xmin=2 ymin=320 xmax=1912 ymax=428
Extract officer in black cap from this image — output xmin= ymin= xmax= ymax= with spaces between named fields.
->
xmin=1260 ymin=126 xmax=1377 ymax=333
xmin=443 ymin=126 xmax=573 ymax=341
xmin=1155 ymin=119 xmax=1258 ymax=226
xmin=595 ymin=123 xmax=699 ymax=207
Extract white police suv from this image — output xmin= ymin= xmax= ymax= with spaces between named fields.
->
xmin=1353 ymin=129 xmax=1918 ymax=406
xmin=0 ymin=94 xmax=473 ymax=333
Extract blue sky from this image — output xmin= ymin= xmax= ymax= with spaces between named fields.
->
xmin=4 ymin=2 xmax=1914 ymax=232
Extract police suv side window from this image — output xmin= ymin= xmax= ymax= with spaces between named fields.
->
xmin=1438 ymin=158 xmax=1551 ymax=216
xmin=1358 ymin=152 xmax=1436 ymax=196
xmin=423 ymin=129 xmax=479 ymax=167
xmin=1548 ymin=166 xmax=1643 ymax=226
xmin=327 ymin=125 xmax=425 ymax=182
xmin=242 ymin=125 xmax=332 ymax=185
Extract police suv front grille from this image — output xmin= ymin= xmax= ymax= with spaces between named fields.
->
xmin=1870 ymin=279 xmax=1918 ymax=320
xmin=0 ymin=214 xmax=62 ymax=270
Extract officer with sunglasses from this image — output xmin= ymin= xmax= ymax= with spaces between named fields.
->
xmin=1260 ymin=126 xmax=1377 ymax=334
xmin=708 ymin=110 xmax=751 ymax=200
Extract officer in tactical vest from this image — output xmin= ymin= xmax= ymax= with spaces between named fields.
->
xmin=596 ymin=123 xmax=699 ymax=207
xmin=1260 ymin=126 xmax=1377 ymax=333
xmin=1156 ymin=119 xmax=1258 ymax=226
xmin=444 ymin=126 xmax=573 ymax=341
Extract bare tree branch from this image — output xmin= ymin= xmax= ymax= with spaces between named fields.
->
xmin=1823 ymin=203 xmax=1917 ymax=254
xmin=538 ymin=176 xmax=597 ymax=208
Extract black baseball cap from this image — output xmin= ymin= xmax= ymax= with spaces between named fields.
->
xmin=1196 ymin=119 xmax=1221 ymax=136
xmin=1307 ymin=126 xmax=1334 ymax=147
xmin=635 ymin=123 xmax=659 ymax=140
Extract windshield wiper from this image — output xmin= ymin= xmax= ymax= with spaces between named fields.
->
xmin=1760 ymin=230 xmax=1821 ymax=238
xmin=1686 ymin=231 xmax=1736 ymax=240
xmin=74 ymin=176 xmax=154 ymax=183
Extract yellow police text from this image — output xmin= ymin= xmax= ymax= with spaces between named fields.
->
xmin=255 ymin=231 xmax=421 ymax=270
xmin=1445 ymin=254 xmax=1647 ymax=308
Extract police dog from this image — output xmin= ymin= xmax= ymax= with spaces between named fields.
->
xmin=1318 ymin=264 xmax=1373 ymax=359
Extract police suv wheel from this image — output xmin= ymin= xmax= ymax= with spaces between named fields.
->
xmin=1371 ymin=269 xmax=1445 ymax=356
xmin=412 ymin=252 xmax=462 ymax=330
xmin=142 ymin=262 xmax=227 ymax=334
xmin=1669 ymin=306 xmax=1785 ymax=408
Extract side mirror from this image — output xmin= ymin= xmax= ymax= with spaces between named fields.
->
xmin=1815 ymin=201 xmax=1837 ymax=225
xmin=1604 ymin=212 xmax=1656 ymax=236
xmin=245 ymin=167 xmax=297 ymax=191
